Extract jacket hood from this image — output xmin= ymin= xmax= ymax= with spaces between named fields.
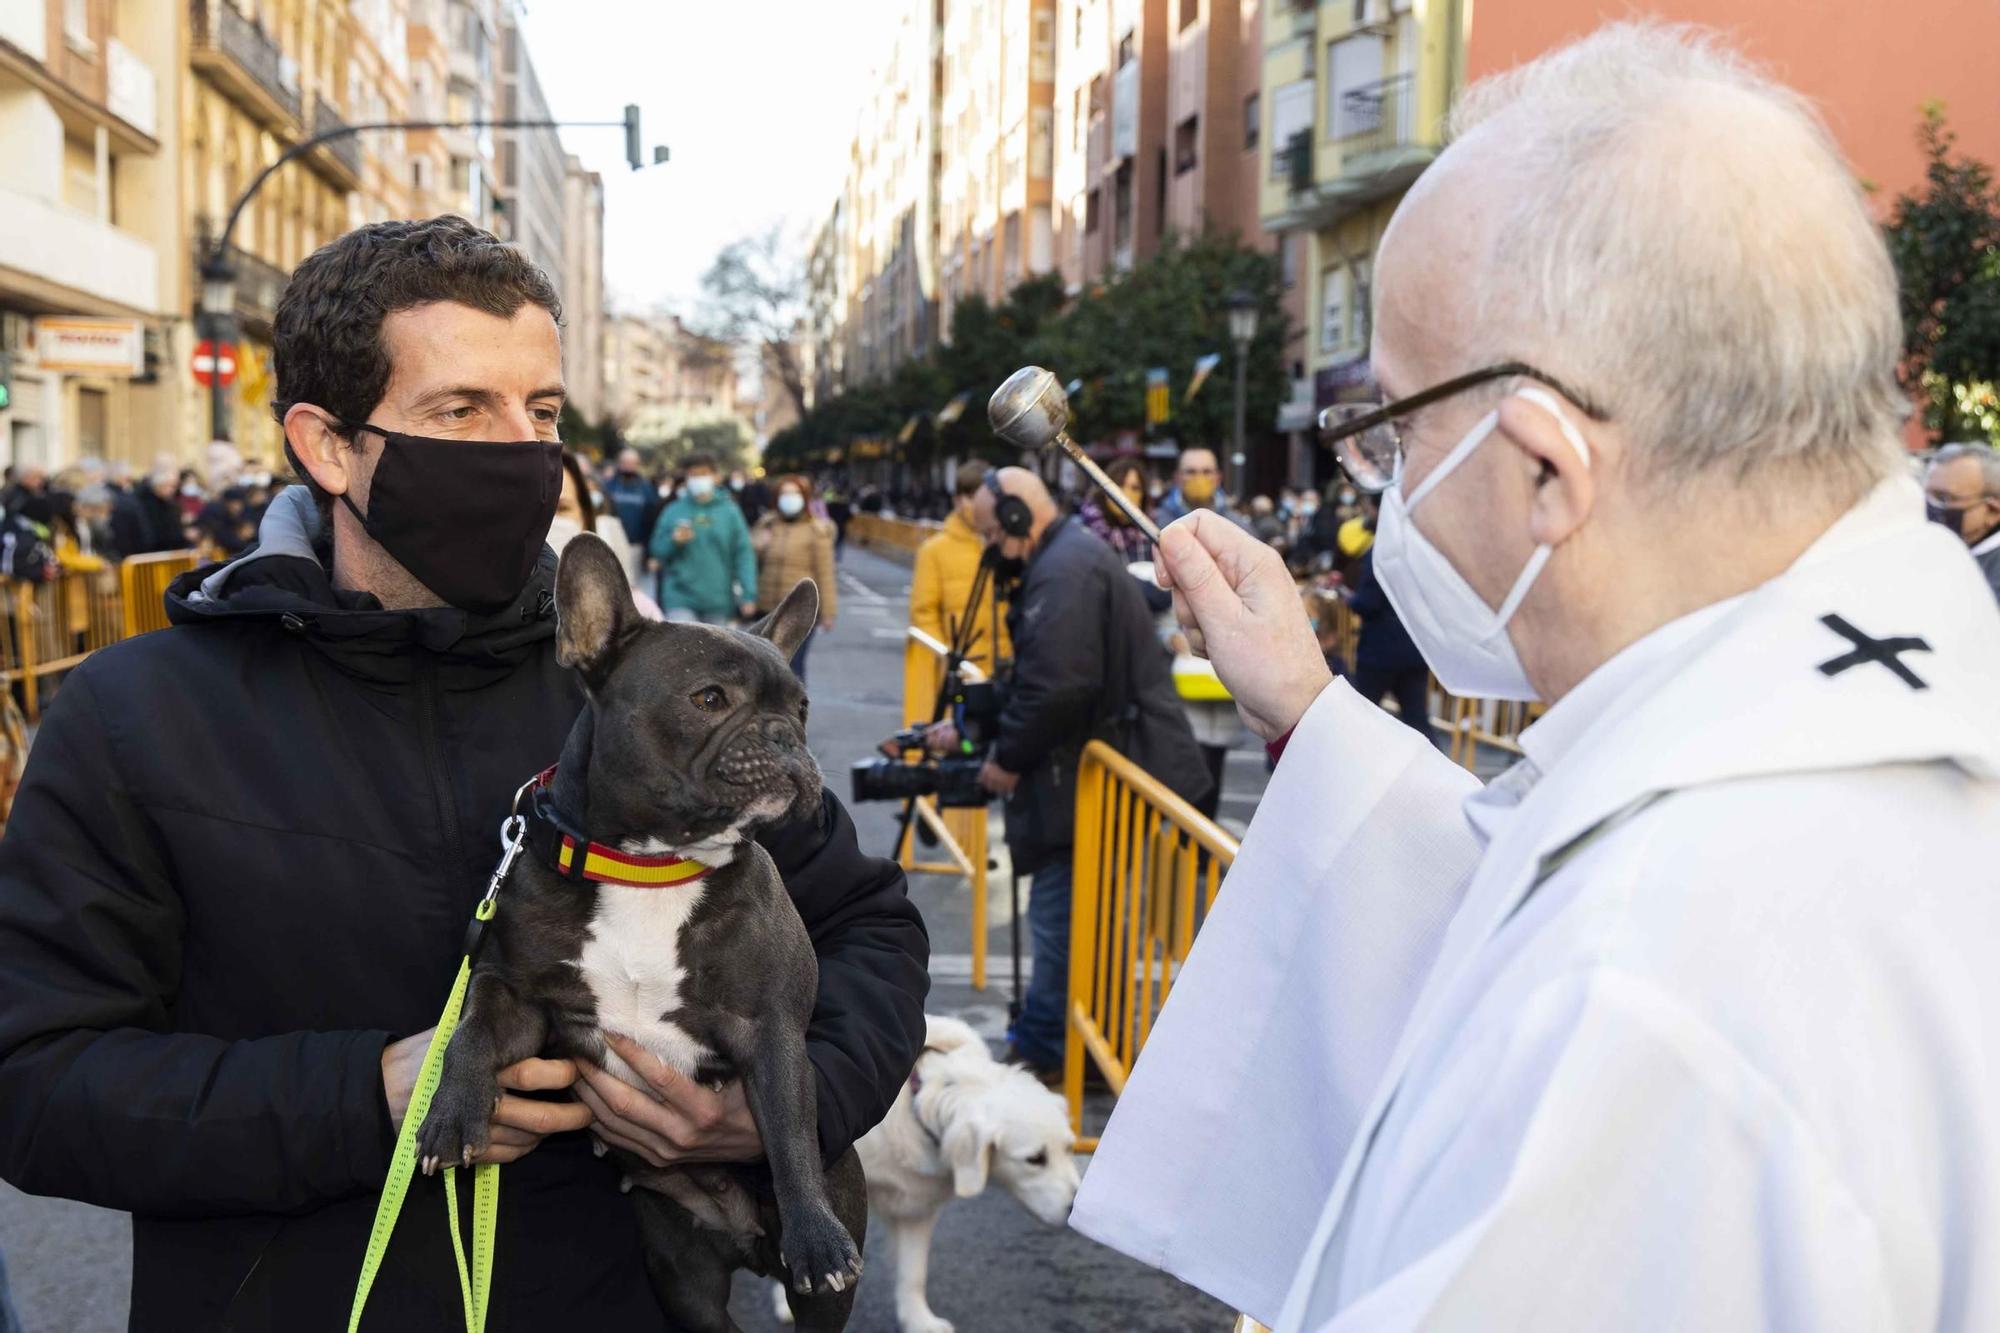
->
xmin=166 ymin=485 xmax=557 ymax=668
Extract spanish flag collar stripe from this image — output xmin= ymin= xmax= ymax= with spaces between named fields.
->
xmin=555 ymin=836 xmax=715 ymax=889
xmin=521 ymin=765 xmax=716 ymax=890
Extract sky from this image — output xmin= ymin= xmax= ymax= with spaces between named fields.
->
xmin=518 ymin=0 xmax=902 ymax=320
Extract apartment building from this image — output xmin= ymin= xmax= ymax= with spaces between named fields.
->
xmin=495 ymin=4 xmax=563 ymax=283
xmin=603 ymin=313 xmax=744 ymax=448
xmin=437 ymin=0 xmax=496 ymax=228
xmin=347 ymin=0 xmax=411 ymax=224
xmin=0 ymin=0 xmax=180 ymax=469
xmin=936 ymin=0 xmax=1056 ymax=336
xmin=1051 ymin=0 xmax=1166 ymax=290
xmin=559 ymin=152 xmax=605 ymax=425
xmin=403 ymin=0 xmax=450 ymax=215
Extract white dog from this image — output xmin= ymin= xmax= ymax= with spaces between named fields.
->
xmin=775 ymin=1015 xmax=1080 ymax=1332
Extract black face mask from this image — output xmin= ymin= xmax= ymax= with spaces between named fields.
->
xmin=1927 ymin=501 xmax=1970 ymax=540
xmin=338 ymin=420 xmax=562 ymax=614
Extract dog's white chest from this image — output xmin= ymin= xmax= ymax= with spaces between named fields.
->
xmin=576 ymin=884 xmax=715 ymax=1081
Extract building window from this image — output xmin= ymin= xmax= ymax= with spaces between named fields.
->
xmin=1270 ymin=78 xmax=1314 ymax=179
xmin=1088 ymin=75 xmax=1104 ymax=119
xmin=1281 ymin=232 xmax=1299 ymax=288
xmin=1031 ymin=107 xmax=1054 ymax=177
xmin=1117 ymin=34 xmax=1134 ymax=66
xmin=1320 ymin=266 xmax=1346 ymax=353
xmin=1074 ymin=4 xmax=1084 ymax=46
xmin=1180 ymin=0 xmax=1199 ymax=30
xmin=1174 ymin=115 xmax=1199 ymax=175
xmin=1085 ymin=188 xmax=1101 ymax=234
xmin=1032 ymin=11 xmax=1055 ymax=79
xmin=63 ymin=0 xmax=91 ymax=51
xmin=1329 ymin=33 xmax=1387 ymax=136
xmin=1113 ymin=162 xmax=1133 ymax=246
xmin=1244 ymin=92 xmax=1260 ymax=150
xmin=1073 ymin=88 xmax=1084 ymax=150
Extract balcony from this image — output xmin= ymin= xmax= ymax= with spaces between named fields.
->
xmin=193 ymin=227 xmax=291 ymax=333
xmin=1272 ymin=73 xmax=1434 ymax=230
xmin=1335 ymin=72 xmax=1415 ymax=162
xmin=190 ymin=0 xmax=301 ymax=132
xmin=0 ymin=183 xmax=158 ymax=316
xmin=307 ymin=95 xmax=363 ymax=189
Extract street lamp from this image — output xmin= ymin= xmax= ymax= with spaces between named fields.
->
xmin=199 ymin=255 xmax=238 ymax=444
xmin=1226 ymin=288 xmax=1259 ymax=501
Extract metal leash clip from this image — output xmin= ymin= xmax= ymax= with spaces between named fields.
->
xmin=464 ymin=814 xmax=527 ymax=963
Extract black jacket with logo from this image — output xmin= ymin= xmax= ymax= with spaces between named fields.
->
xmin=994 ymin=515 xmax=1214 ymax=873
xmin=0 ymin=490 xmax=929 ymax=1331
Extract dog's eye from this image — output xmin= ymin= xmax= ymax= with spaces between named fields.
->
xmin=1025 ymin=1150 xmax=1048 ymax=1167
xmin=691 ymin=686 xmax=728 ymax=712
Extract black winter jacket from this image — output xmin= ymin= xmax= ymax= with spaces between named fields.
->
xmin=0 ymin=490 xmax=929 ymax=1332
xmin=993 ymin=516 xmax=1214 ymax=873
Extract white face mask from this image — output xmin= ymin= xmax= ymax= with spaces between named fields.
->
xmin=777 ymin=492 xmax=805 ymax=517
xmin=687 ymin=475 xmax=716 ymax=501
xmin=1370 ymin=386 xmax=1590 ymax=702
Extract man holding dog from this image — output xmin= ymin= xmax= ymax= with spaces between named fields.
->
xmin=0 ymin=216 xmax=929 ymax=1329
xmin=1073 ymin=23 xmax=2000 ymax=1331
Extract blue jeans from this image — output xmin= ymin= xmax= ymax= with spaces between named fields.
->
xmin=1009 ymin=859 xmax=1072 ymax=1069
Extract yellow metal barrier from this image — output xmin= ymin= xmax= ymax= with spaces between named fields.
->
xmin=0 ymin=568 xmax=127 ymax=719
xmin=119 ymin=550 xmax=200 ymax=640
xmin=1065 ymin=739 xmax=1239 ymax=1150
xmin=898 ymin=626 xmax=991 ymax=990
xmin=849 ymin=513 xmax=940 ymax=557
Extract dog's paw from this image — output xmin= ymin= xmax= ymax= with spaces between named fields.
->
xmin=413 ymin=1077 xmax=493 ymax=1176
xmin=780 ymin=1209 xmax=863 ymax=1296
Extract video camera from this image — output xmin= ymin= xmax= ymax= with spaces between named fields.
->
xmin=849 ymin=678 xmax=1003 ymax=809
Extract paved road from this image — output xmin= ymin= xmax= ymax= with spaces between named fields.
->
xmin=0 ymin=542 xmax=1258 ymax=1333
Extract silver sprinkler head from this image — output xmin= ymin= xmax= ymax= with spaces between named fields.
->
xmin=987 ymin=366 xmax=1071 ymax=450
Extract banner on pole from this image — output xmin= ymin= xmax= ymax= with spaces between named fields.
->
xmin=1184 ymin=352 xmax=1223 ymax=404
xmin=1146 ymin=367 xmax=1171 ymax=425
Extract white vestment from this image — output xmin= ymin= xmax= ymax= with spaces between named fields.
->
xmin=1070 ymin=478 xmax=2000 ymax=1330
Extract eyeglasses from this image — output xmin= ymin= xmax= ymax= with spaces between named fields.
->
xmin=1317 ymin=361 xmax=1610 ymax=494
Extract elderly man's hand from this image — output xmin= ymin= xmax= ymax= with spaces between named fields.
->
xmin=1155 ymin=510 xmax=1332 ymax=742
xmin=576 ymin=1033 xmax=764 ymax=1166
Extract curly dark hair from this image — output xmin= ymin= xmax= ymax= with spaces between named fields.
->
xmin=272 ymin=216 xmax=562 ymax=431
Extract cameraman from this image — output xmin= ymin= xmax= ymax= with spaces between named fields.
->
xmin=956 ymin=468 xmax=1212 ymax=1076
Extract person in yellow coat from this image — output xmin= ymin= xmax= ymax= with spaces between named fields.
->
xmin=910 ymin=460 xmax=1011 ymax=677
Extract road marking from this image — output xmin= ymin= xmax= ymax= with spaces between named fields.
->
xmin=838 ymin=571 xmax=890 ymax=606
xmin=870 ymin=627 xmax=907 ymax=640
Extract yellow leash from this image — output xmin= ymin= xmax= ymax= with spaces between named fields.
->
xmin=349 ymin=813 xmax=526 ymax=1333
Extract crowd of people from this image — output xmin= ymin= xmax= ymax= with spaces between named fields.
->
xmin=0 ymin=448 xmax=282 ymax=580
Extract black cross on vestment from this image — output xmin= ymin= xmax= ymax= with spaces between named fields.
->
xmin=1816 ymin=614 xmax=1932 ymax=690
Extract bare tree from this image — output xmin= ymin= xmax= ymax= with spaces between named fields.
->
xmin=697 ymin=223 xmax=809 ymax=421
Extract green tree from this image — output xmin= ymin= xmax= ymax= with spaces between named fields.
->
xmin=1887 ymin=106 xmax=2000 ymax=443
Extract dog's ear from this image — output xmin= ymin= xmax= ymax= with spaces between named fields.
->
xmin=747 ymin=578 xmax=819 ymax=661
xmin=555 ymin=533 xmax=639 ymax=681
xmin=941 ymin=1108 xmax=993 ymax=1199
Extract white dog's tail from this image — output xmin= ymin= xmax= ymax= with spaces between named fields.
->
xmin=922 ymin=1013 xmax=987 ymax=1057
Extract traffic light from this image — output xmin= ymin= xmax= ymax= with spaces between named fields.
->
xmin=624 ymin=104 xmax=642 ymax=171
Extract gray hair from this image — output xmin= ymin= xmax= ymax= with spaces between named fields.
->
xmin=76 ymin=485 xmax=113 ymax=509
xmin=1444 ymin=22 xmax=1908 ymax=500
xmin=1932 ymin=442 xmax=2000 ymax=497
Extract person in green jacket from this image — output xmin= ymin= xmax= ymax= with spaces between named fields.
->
xmin=647 ymin=452 xmax=758 ymax=623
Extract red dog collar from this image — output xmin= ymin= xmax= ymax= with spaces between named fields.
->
xmin=519 ymin=766 xmax=715 ymax=890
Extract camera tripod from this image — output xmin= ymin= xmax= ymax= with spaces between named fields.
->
xmin=890 ymin=546 xmax=1027 ymax=1021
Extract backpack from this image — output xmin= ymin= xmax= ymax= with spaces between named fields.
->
xmin=1 ymin=513 xmax=59 ymax=584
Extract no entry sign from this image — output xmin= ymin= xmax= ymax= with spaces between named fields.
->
xmin=192 ymin=340 xmax=237 ymax=388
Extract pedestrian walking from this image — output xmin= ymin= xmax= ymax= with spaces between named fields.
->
xmin=648 ymin=452 xmax=758 ymax=624
xmin=751 ymin=474 xmax=837 ymax=682
xmin=600 ymin=447 xmax=661 ymax=548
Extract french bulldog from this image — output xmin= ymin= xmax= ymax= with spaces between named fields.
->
xmin=416 ymin=533 xmax=866 ymax=1331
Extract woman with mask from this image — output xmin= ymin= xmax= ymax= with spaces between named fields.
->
xmin=548 ymin=451 xmax=662 ymax=618
xmin=1077 ymin=457 xmax=1155 ymax=564
xmin=750 ymin=473 xmax=837 ymax=682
